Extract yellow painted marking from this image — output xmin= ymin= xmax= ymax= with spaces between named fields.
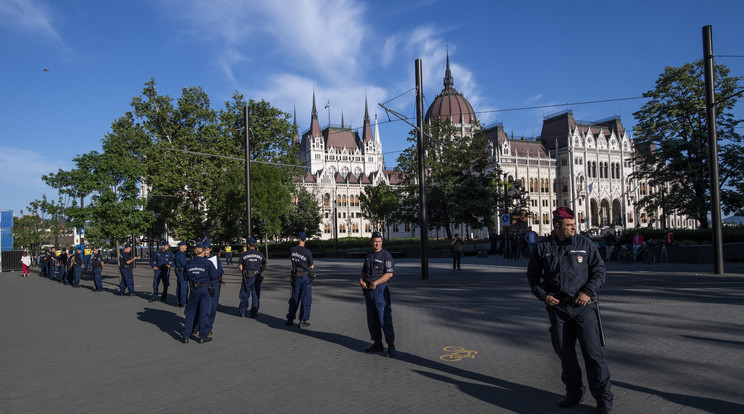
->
xmin=439 ymin=346 xmax=478 ymax=361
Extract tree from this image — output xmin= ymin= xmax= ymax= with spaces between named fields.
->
xmin=632 ymin=61 xmax=743 ymax=228
xmin=359 ymin=181 xmax=398 ymax=238
xmin=395 ymin=120 xmax=499 ymax=239
xmin=13 ymin=213 xmax=44 ymax=253
xmin=281 ymin=187 xmax=323 ymax=239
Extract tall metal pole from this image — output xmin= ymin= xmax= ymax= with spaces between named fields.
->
xmin=415 ymin=59 xmax=429 ymax=280
xmin=702 ymin=25 xmax=724 ymax=274
xmin=244 ymin=105 xmax=252 ymax=242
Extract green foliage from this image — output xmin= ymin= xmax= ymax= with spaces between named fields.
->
xmin=395 ymin=120 xmax=500 ymax=238
xmin=632 ymin=61 xmax=743 ymax=227
xmin=13 ymin=214 xmax=44 ymax=252
xmin=281 ymin=187 xmax=323 ymax=239
xmin=359 ymin=181 xmax=398 ymax=235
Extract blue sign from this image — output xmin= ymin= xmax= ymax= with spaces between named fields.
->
xmin=501 ymin=214 xmax=511 ymax=227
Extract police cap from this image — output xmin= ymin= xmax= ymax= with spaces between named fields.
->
xmin=247 ymin=236 xmax=257 ymax=245
xmin=298 ymin=232 xmax=307 ymax=241
xmin=177 ymin=241 xmax=188 ymax=247
xmin=371 ymin=231 xmax=383 ymax=239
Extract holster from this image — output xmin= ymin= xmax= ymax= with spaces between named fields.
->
xmin=208 ymin=285 xmax=216 ymax=297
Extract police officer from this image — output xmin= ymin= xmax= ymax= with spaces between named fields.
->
xmin=181 ymin=243 xmax=218 ymax=344
xmin=527 ymin=207 xmax=613 ymax=414
xmin=238 ymin=236 xmax=266 ymax=318
xmin=224 ymin=244 xmax=233 ymax=265
xmin=71 ymin=247 xmax=83 ymax=288
xmin=118 ymin=244 xmax=138 ymax=296
xmin=39 ymin=249 xmax=49 ymax=278
xmin=285 ymin=232 xmax=314 ymax=328
xmin=91 ymin=247 xmax=104 ymax=292
xmin=203 ymin=238 xmax=223 ymax=335
xmin=58 ymin=248 xmax=68 ymax=285
xmin=360 ymin=232 xmax=396 ymax=357
xmin=66 ymin=249 xmax=76 ymax=286
xmin=149 ymin=241 xmax=174 ymax=302
xmin=174 ymin=241 xmax=189 ymax=307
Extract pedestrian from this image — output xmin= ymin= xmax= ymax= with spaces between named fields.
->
xmin=174 ymin=241 xmax=189 ymax=307
xmin=118 ymin=244 xmax=138 ymax=296
xmin=527 ymin=207 xmax=613 ymax=414
xmin=285 ymin=232 xmax=314 ymax=328
xmin=360 ymin=232 xmax=396 ymax=357
xmin=149 ymin=241 xmax=174 ymax=302
xmin=224 ymin=244 xmax=233 ymax=265
xmin=525 ymin=227 xmax=538 ymax=258
xmin=238 ymin=236 xmax=266 ymax=318
xmin=181 ymin=243 xmax=218 ymax=344
xmin=632 ymin=231 xmax=644 ymax=258
xmin=91 ymin=247 xmax=104 ymax=291
xmin=21 ymin=251 xmax=31 ymax=277
xmin=450 ymin=234 xmax=464 ymax=271
xmin=71 ymin=247 xmax=83 ymax=287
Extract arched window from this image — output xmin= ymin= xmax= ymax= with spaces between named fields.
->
xmin=323 ymin=193 xmax=330 ymax=207
xmin=342 ymin=195 xmax=347 ymax=206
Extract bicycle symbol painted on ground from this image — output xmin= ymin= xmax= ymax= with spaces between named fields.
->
xmin=439 ymin=346 xmax=478 ymax=361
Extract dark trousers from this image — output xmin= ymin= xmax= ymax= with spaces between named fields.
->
xmin=452 ymin=251 xmax=462 ymax=270
xmin=72 ymin=266 xmax=81 ymax=286
xmin=547 ymin=303 xmax=613 ymax=409
xmin=363 ymin=283 xmax=395 ymax=344
xmin=182 ymin=287 xmax=211 ymax=340
xmin=225 ymin=253 xmax=233 ymax=265
xmin=239 ymin=276 xmax=261 ymax=316
xmin=175 ymin=270 xmax=188 ymax=305
xmin=287 ymin=275 xmax=312 ymax=321
xmin=207 ymin=282 xmax=220 ymax=330
xmin=92 ymin=267 xmax=103 ymax=290
xmin=152 ymin=267 xmax=170 ymax=298
xmin=119 ymin=269 xmax=135 ymax=294
xmin=60 ymin=265 xmax=68 ymax=284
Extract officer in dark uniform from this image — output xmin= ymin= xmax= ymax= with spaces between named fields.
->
xmin=181 ymin=243 xmax=218 ymax=344
xmin=58 ymin=248 xmax=68 ymax=285
xmin=39 ymin=249 xmax=49 ymax=278
xmin=149 ymin=241 xmax=174 ymax=302
xmin=174 ymin=241 xmax=188 ymax=307
xmin=71 ymin=247 xmax=83 ymax=287
xmin=238 ymin=236 xmax=266 ymax=318
xmin=201 ymin=237 xmax=223 ymax=335
xmin=360 ymin=232 xmax=396 ymax=357
xmin=285 ymin=232 xmax=314 ymax=328
xmin=118 ymin=244 xmax=138 ymax=296
xmin=66 ymin=249 xmax=75 ymax=286
xmin=47 ymin=247 xmax=57 ymax=280
xmin=91 ymin=247 xmax=104 ymax=291
xmin=527 ymin=207 xmax=613 ymax=414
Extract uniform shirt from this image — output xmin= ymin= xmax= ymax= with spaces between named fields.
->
xmin=174 ymin=250 xmax=187 ymax=271
xmin=39 ymin=252 xmax=48 ymax=264
xmin=289 ymin=245 xmax=314 ymax=272
xmin=91 ymin=252 xmax=103 ymax=269
xmin=239 ymin=249 xmax=266 ymax=273
xmin=119 ymin=250 xmax=133 ymax=269
xmin=361 ymin=249 xmax=395 ymax=284
xmin=58 ymin=252 xmax=67 ymax=266
xmin=207 ymin=252 xmax=224 ymax=277
xmin=150 ymin=249 xmax=175 ymax=268
xmin=184 ymin=256 xmax=219 ymax=284
xmin=527 ymin=233 xmax=606 ymax=302
xmin=73 ymin=253 xmax=83 ymax=266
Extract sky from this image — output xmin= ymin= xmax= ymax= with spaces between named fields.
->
xmin=1 ymin=0 xmax=743 ymax=218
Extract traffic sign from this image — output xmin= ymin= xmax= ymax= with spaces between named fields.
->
xmin=501 ymin=214 xmax=511 ymax=227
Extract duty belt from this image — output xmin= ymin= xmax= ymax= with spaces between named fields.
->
xmin=553 ymin=292 xmax=574 ymax=304
xmin=189 ymin=282 xmax=211 ymax=289
xmin=291 ymin=270 xmax=305 ymax=278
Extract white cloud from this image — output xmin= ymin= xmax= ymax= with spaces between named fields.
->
xmin=168 ymin=0 xmax=368 ymax=82
xmin=381 ymin=34 xmax=400 ymax=67
xmin=525 ymin=93 xmax=543 ymax=105
xmin=0 ymin=0 xmax=64 ymax=45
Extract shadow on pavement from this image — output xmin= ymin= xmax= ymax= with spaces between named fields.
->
xmin=614 ymin=381 xmax=744 ymax=414
xmin=137 ymin=307 xmax=184 ymax=341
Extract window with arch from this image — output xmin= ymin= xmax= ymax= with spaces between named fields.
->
xmin=323 ymin=193 xmax=330 ymax=207
xmin=342 ymin=195 xmax=347 ymax=206
xmin=365 ymin=223 xmax=372 ymax=233
xmin=339 ymin=223 xmax=346 ymax=233
xmin=341 ymin=166 xmax=349 ymax=178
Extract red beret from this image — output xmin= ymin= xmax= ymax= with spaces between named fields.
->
xmin=553 ymin=207 xmax=575 ymax=219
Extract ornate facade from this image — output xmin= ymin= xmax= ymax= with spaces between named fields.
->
xmin=295 ymin=54 xmax=696 ymax=240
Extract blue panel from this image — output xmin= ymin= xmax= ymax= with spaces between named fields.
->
xmin=0 ymin=210 xmax=12 ymax=228
xmin=1 ymin=228 xmax=13 ymax=251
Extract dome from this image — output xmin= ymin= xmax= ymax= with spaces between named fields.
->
xmin=424 ymin=53 xmax=477 ymax=125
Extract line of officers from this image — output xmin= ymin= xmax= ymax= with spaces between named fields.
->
xmin=37 ymin=246 xmax=105 ymax=290
xmin=113 ymin=231 xmax=397 ymax=356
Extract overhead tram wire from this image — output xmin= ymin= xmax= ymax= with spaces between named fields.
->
xmin=164 ymin=147 xmax=302 ymax=169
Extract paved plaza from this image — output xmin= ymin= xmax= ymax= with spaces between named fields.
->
xmin=1 ymin=254 xmax=743 ymax=413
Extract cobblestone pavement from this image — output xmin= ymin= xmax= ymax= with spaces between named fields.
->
xmin=1 ymin=255 xmax=742 ymax=413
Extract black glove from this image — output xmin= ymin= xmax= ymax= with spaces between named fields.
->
xmin=307 ymin=269 xmax=317 ymax=284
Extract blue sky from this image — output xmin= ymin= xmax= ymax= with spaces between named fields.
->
xmin=1 ymin=0 xmax=743 ymax=217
